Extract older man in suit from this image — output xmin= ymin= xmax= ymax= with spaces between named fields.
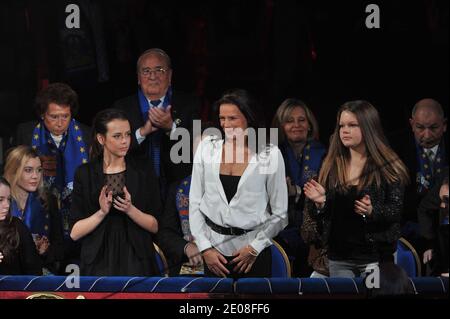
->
xmin=114 ymin=48 xmax=201 ymax=199
xmin=391 ymin=98 xmax=447 ymax=272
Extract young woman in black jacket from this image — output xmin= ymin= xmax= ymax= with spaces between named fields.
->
xmin=304 ymin=101 xmax=409 ymax=278
xmin=69 ymin=109 xmax=161 ymax=276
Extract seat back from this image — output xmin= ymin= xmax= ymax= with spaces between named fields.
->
xmin=271 ymin=240 xmax=291 ymax=277
xmin=395 ymin=237 xmax=421 ymax=277
xmin=153 ymin=243 xmax=169 ymax=277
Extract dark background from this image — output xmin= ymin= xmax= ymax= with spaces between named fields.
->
xmin=1 ymin=0 xmax=448 ymax=155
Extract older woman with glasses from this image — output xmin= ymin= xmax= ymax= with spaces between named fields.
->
xmin=14 ymin=83 xmax=91 ymax=273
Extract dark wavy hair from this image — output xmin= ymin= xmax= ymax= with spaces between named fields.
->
xmin=0 ymin=177 xmax=19 ymax=262
xmin=90 ymin=108 xmax=130 ymax=160
xmin=34 ymin=82 xmax=79 ymax=118
xmin=212 ymin=89 xmax=265 ymax=150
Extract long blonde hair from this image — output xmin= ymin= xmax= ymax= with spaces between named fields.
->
xmin=3 ymin=146 xmax=46 ymax=204
xmin=319 ymin=100 xmax=409 ymax=193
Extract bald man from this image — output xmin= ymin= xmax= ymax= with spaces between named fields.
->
xmin=410 ymin=99 xmax=447 ymax=150
xmin=393 ymin=98 xmax=447 ymax=267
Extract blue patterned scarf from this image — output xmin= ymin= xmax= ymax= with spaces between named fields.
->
xmin=31 ymin=119 xmax=88 ymax=236
xmin=175 ymin=175 xmax=192 ymax=242
xmin=11 ymin=192 xmax=50 ymax=240
xmin=282 ymin=140 xmax=326 ymax=187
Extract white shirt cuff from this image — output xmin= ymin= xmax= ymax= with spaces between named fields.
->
xmin=250 ymin=238 xmax=271 ymax=255
xmin=135 ymin=128 xmax=146 ymax=144
xmin=196 ymin=239 xmax=213 ymax=253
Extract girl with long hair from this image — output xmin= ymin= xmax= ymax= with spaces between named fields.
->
xmin=0 ymin=177 xmax=42 ymax=275
xmin=304 ymin=100 xmax=409 ymax=277
xmin=3 ymin=146 xmax=64 ymax=274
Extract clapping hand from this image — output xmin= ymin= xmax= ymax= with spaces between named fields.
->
xmin=354 ymin=195 xmax=373 ymax=217
xmin=149 ymin=105 xmax=173 ymax=130
xmin=303 ymin=179 xmax=326 ymax=208
xmin=113 ymin=186 xmax=134 ymax=214
xmin=99 ymin=186 xmax=113 ymax=216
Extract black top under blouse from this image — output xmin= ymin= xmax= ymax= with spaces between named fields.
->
xmin=220 ymin=174 xmax=241 ymax=203
xmin=104 ymin=171 xmax=126 ymax=197
xmin=328 ymin=186 xmax=378 ymax=263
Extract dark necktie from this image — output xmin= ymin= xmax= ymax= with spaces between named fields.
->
xmin=149 ymin=99 xmax=162 ymax=177
xmin=426 ymin=149 xmax=435 ymax=173
xmin=150 ymin=99 xmax=161 ymax=107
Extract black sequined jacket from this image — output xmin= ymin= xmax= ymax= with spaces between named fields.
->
xmin=306 ymin=180 xmax=405 ymax=261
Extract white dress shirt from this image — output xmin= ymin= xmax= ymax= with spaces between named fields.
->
xmin=50 ymin=133 xmax=63 ymax=148
xmin=189 ymin=136 xmax=288 ymax=256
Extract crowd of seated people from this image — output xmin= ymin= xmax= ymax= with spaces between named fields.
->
xmin=1 ymin=49 xmax=448 ymax=296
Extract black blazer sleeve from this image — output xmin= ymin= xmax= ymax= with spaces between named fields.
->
xmin=369 ymin=181 xmax=404 ymax=225
xmin=16 ymin=219 xmax=43 ymax=275
xmin=44 ymin=193 xmax=65 ymax=270
xmin=123 ymin=157 xmax=161 ymax=262
xmin=418 ymin=168 xmax=448 ymax=248
xmin=68 ymin=163 xmax=106 ymax=265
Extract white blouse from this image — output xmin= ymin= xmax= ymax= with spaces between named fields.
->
xmin=189 ymin=136 xmax=288 ymax=256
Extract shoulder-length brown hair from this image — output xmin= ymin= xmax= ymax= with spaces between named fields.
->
xmin=319 ymin=100 xmax=409 ymax=193
xmin=272 ymin=98 xmax=320 ymax=144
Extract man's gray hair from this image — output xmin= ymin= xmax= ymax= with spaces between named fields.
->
xmin=136 ymin=48 xmax=172 ymax=72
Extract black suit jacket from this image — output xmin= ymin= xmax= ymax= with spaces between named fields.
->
xmin=69 ymin=156 xmax=162 ymax=268
xmin=113 ymin=91 xmax=200 ymax=185
xmin=390 ymin=130 xmax=448 ymax=223
xmin=14 ymin=120 xmax=92 ymax=149
xmin=418 ymin=167 xmax=449 ymax=248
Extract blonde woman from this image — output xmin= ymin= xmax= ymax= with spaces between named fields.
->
xmin=304 ymin=100 xmax=409 ymax=278
xmin=3 ymin=146 xmax=63 ymax=273
xmin=272 ymin=98 xmax=326 ymax=277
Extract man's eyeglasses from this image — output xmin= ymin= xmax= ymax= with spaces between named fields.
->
xmin=139 ymin=67 xmax=167 ymax=77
